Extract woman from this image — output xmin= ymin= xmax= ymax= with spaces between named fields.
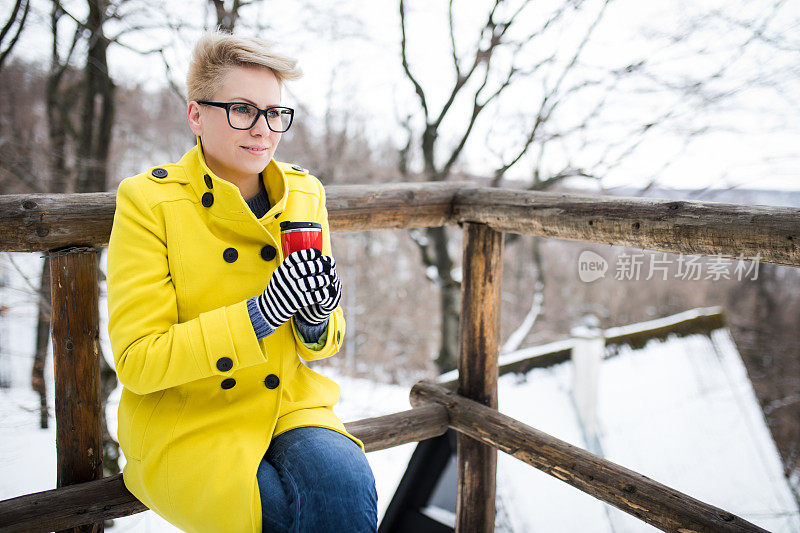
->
xmin=106 ymin=30 xmax=378 ymax=533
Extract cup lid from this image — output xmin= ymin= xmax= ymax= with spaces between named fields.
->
xmin=280 ymin=221 xmax=322 ymax=231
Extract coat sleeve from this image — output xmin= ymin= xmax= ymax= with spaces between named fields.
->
xmin=290 ymin=177 xmax=346 ymax=360
xmin=107 ymin=177 xmax=265 ymax=395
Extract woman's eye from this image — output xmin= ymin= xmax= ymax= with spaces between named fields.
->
xmin=231 ymin=104 xmax=254 ymax=116
xmin=266 ymin=109 xmax=279 ymax=118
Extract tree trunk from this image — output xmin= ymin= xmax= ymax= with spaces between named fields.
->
xmin=211 ymin=0 xmax=240 ymax=33
xmin=429 ymin=225 xmax=460 ymax=372
xmin=76 ymin=0 xmax=115 ymax=194
xmin=32 ymin=255 xmax=51 ymax=429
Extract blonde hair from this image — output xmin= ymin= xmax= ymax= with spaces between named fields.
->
xmin=186 ymin=29 xmax=302 ymax=102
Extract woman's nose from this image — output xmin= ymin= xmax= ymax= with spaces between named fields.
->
xmin=250 ymin=113 xmax=270 ymax=135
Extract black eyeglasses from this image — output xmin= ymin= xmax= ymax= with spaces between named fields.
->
xmin=197 ymin=101 xmax=294 ymax=132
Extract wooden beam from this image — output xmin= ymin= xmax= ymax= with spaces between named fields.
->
xmin=456 ymin=223 xmax=503 ymax=533
xmin=437 ymin=346 xmax=573 ymax=391
xmin=0 ymin=193 xmax=115 ymax=252
xmin=410 ymin=381 xmax=769 ymax=533
xmin=344 ymin=403 xmax=449 ymax=452
xmin=1 ymin=185 xmax=798 ymax=267
xmin=455 ymin=187 xmax=800 ymax=267
xmin=0 ymin=405 xmax=449 ymax=532
xmin=603 ymin=308 xmax=726 ymax=352
xmin=0 ymin=182 xmax=466 ymax=252
xmin=0 ymin=474 xmax=146 ymax=533
xmin=47 ymin=246 xmax=104 ymax=533
xmin=326 ymin=182 xmax=464 ymax=232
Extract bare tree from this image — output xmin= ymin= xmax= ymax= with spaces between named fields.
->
xmin=209 ymin=0 xmax=254 ymax=33
xmin=398 ymin=0 xmax=613 ymax=371
xmin=0 ymin=0 xmax=30 ymax=71
xmin=397 ymin=0 xmax=800 ymax=372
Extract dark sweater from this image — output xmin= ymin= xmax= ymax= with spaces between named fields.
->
xmin=244 ymin=179 xmax=270 ymax=218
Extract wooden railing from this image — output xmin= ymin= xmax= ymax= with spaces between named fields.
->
xmin=1 ymin=182 xmax=797 ymax=532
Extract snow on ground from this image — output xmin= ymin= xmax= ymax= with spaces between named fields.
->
xmin=492 ymin=331 xmax=800 ymax=532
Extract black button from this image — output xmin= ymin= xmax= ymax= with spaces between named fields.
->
xmin=204 ymin=174 xmax=213 ymax=188
xmin=152 ymin=168 xmax=168 ymax=178
xmin=274 ymin=212 xmax=282 ymax=219
xmin=221 ymin=378 xmax=236 ymax=389
xmin=261 ymin=245 xmax=276 ymax=261
xmin=216 ymin=357 xmax=233 ymax=372
xmin=337 ymin=330 xmax=341 ymax=344
xmin=264 ymin=374 xmax=280 ymax=389
xmin=223 ymin=247 xmax=238 ymax=263
xmin=202 ymin=192 xmax=214 ymax=207
xmin=291 ymin=165 xmax=304 ymax=172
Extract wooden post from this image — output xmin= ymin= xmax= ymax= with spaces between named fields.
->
xmin=457 ymin=223 xmax=503 ymax=533
xmin=48 ymin=246 xmax=103 ymax=533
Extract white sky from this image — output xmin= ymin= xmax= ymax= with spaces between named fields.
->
xmin=5 ymin=0 xmax=800 ymax=190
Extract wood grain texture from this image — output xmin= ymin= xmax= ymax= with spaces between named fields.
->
xmin=454 ymin=187 xmax=800 ymax=267
xmin=0 ymin=406 xmax=449 ymax=532
xmin=0 ymin=183 xmax=466 ymax=251
xmin=2 ymin=185 xmax=798 ymax=267
xmin=326 ymin=182 xmax=465 ymax=232
xmin=48 ymin=247 xmax=104 ymax=533
xmin=410 ymin=381 xmax=768 ymax=533
xmin=0 ymin=193 xmax=114 ymax=252
xmin=344 ymin=403 xmax=449 ymax=452
xmin=457 ymin=223 xmax=503 ymax=533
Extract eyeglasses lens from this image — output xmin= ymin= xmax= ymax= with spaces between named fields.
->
xmin=228 ymin=103 xmax=292 ymax=132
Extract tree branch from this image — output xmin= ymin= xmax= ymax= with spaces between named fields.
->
xmin=399 ymin=0 xmax=429 ymax=121
xmin=0 ymin=157 xmax=44 ymax=193
xmin=0 ymin=0 xmax=29 ymax=71
xmin=407 ymin=228 xmax=439 ymax=283
xmin=448 ymin=0 xmax=459 ymax=77
xmin=489 ymin=1 xmax=611 ymax=184
xmin=0 ymin=0 xmax=24 ymax=47
xmin=52 ymin=0 xmax=87 ymax=30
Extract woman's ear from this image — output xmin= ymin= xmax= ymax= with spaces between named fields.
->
xmin=187 ymin=102 xmax=203 ymax=136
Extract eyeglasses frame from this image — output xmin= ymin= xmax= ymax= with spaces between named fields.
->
xmin=196 ymin=101 xmax=295 ymax=132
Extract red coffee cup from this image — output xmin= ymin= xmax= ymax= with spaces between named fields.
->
xmin=280 ymin=221 xmax=323 ymax=257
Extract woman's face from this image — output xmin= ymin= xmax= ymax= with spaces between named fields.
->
xmin=187 ymin=65 xmax=283 ymax=183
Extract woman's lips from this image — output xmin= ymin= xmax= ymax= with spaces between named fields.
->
xmin=241 ymin=146 xmax=268 ymax=156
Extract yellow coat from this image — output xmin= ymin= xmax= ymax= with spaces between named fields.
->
xmin=106 ymin=138 xmax=361 ymax=533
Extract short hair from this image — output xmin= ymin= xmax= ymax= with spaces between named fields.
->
xmin=185 ymin=29 xmax=302 ymax=102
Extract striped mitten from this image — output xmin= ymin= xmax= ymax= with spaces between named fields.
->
xmin=296 ymin=271 xmax=342 ymax=325
xmin=254 ymin=248 xmax=336 ymax=331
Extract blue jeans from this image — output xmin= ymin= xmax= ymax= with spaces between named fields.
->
xmin=257 ymin=426 xmax=378 ymax=532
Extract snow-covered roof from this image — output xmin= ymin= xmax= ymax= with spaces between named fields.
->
xmin=495 ymin=327 xmax=800 ymax=532
xmin=403 ymin=308 xmax=800 ymax=531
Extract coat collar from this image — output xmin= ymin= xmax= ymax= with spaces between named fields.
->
xmin=180 ymin=136 xmax=288 ymax=223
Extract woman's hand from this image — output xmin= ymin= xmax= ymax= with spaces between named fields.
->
xmin=255 ymin=248 xmax=335 ymax=330
xmin=296 ymin=266 xmax=342 ymax=325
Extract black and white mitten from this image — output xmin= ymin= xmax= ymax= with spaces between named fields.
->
xmin=296 ymin=269 xmax=342 ymax=325
xmin=255 ymin=248 xmax=335 ymax=330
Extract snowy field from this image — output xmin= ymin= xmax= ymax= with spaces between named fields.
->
xmin=2 ymin=251 xmax=799 ymax=532
xmin=494 ymin=330 xmax=800 ymax=532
